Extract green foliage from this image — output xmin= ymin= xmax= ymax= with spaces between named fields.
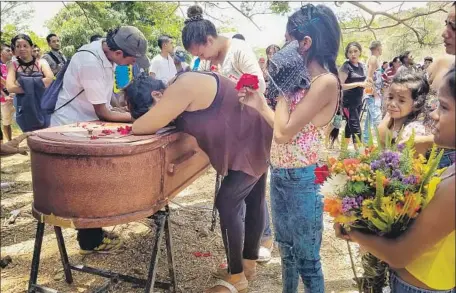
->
xmin=270 ymin=2 xmax=291 ymax=15
xmin=46 ymin=2 xmax=184 ymax=57
xmin=0 ymin=23 xmax=47 ymax=50
xmin=342 ymin=181 xmax=370 ymax=197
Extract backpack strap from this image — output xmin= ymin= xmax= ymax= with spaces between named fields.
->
xmin=47 ymin=51 xmax=61 ymax=65
xmin=52 ymin=49 xmax=100 ymax=113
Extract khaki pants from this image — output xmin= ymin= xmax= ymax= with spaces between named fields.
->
xmin=1 ymin=101 xmax=15 ymax=126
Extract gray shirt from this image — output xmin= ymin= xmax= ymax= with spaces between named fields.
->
xmin=42 ymin=50 xmax=67 ymax=75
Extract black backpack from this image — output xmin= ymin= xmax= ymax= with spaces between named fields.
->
xmin=40 ymin=50 xmax=98 ymax=127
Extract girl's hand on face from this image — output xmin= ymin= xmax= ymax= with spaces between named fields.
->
xmin=238 ymin=87 xmax=266 ymax=111
xmin=334 ymin=223 xmax=352 ymax=241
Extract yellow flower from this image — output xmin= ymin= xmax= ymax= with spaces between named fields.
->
xmin=424 ymin=176 xmax=441 ymax=207
xmin=335 ymin=214 xmax=358 ymax=224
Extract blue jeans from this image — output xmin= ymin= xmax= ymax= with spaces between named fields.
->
xmin=363 ymin=95 xmax=382 ymax=143
xmin=270 ymin=164 xmax=324 ymax=293
xmin=390 ymin=272 xmax=455 ymax=293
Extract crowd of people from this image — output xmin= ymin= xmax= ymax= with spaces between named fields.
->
xmin=0 ymin=2 xmax=455 ymax=293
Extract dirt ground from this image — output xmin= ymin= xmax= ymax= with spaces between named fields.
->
xmin=1 ymin=138 xmax=362 ymax=293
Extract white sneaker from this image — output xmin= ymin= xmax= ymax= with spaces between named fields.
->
xmin=257 ymin=245 xmax=273 ymax=263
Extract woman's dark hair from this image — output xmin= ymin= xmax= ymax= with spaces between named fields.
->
xmin=444 ymin=68 xmax=456 ymax=100
xmin=125 ymin=74 xmax=167 ymax=119
xmin=287 ymin=4 xmax=342 ymax=145
xmin=266 ymin=44 xmax=280 ymax=56
xmin=106 ymin=27 xmax=133 ymax=57
xmin=390 ymin=70 xmax=429 ymax=125
xmin=11 ymin=34 xmax=33 ymax=47
xmin=182 ymin=5 xmax=218 ymax=50
xmin=344 ymin=41 xmax=362 ymax=59
xmin=287 ymin=4 xmax=341 ymax=73
xmin=390 ymin=56 xmax=400 ymax=67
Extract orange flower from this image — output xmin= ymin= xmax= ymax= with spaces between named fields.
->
xmin=343 ymin=158 xmax=361 ymax=165
xmin=324 ymin=198 xmax=343 ymax=218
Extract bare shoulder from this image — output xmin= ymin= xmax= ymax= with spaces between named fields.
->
xmin=313 ymin=73 xmax=338 ymax=90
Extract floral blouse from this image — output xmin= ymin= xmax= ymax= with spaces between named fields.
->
xmin=270 ymin=89 xmax=324 ymax=169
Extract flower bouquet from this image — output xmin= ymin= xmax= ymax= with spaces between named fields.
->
xmin=317 ymin=127 xmax=445 ymax=292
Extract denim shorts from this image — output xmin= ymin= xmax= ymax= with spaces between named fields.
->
xmin=390 ymin=272 xmax=455 ymax=293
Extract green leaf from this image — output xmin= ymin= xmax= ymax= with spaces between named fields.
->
xmin=375 ymin=126 xmax=383 ymax=151
xmin=375 ymin=171 xmax=385 ymax=209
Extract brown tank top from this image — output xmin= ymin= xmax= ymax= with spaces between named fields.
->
xmin=176 ymin=72 xmax=273 ymax=178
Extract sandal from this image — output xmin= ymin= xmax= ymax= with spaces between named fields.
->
xmin=212 ymin=262 xmax=257 ymax=281
xmin=205 ymin=279 xmax=248 ymax=293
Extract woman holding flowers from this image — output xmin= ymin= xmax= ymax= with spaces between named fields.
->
xmin=335 ymin=68 xmax=455 ymax=292
xmin=239 ymin=4 xmax=341 ymax=292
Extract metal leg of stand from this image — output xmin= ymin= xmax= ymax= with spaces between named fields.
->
xmin=164 ymin=206 xmax=177 ymax=293
xmin=211 ymin=173 xmax=222 ymax=232
xmin=28 ymin=221 xmax=45 ymax=293
xmin=54 ymin=226 xmax=73 ymax=284
xmin=144 ymin=212 xmax=166 ymax=293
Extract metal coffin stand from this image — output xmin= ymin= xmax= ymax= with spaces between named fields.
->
xmin=28 ymin=206 xmax=176 ymax=293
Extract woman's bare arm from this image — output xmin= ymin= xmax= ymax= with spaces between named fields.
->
xmin=6 ymin=63 xmax=24 ymax=94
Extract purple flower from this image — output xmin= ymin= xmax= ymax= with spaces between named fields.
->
xmin=402 ymin=175 xmax=418 ymax=185
xmin=341 ymin=197 xmax=361 ymax=213
xmin=397 ymin=143 xmax=405 ymax=151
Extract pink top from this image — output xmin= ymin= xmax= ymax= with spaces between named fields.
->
xmin=270 ymin=73 xmax=339 ymax=169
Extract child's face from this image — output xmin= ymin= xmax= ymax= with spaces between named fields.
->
xmin=386 ymin=83 xmax=414 ymax=120
xmin=430 ymin=79 xmax=455 ymax=149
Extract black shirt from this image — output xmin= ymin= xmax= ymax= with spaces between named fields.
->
xmin=341 ymin=61 xmax=366 ymax=107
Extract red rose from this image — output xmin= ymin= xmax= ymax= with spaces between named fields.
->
xmin=314 ymin=165 xmax=329 ymax=184
xmin=235 ymin=74 xmax=260 ymax=91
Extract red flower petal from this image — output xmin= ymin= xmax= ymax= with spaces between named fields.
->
xmin=314 ymin=165 xmax=330 ymax=184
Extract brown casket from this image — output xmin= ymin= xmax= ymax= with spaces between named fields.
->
xmin=28 ymin=122 xmax=210 ymax=228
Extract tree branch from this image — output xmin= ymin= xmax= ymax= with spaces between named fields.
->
xmin=340 ymin=1 xmax=450 ymax=44
xmin=227 ymin=1 xmax=261 ymax=31
xmin=75 ymin=2 xmax=96 ymax=30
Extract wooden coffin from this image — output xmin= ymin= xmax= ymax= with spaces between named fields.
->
xmin=27 ymin=122 xmax=210 ymax=228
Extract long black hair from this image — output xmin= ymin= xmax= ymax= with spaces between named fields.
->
xmin=182 ymin=5 xmax=218 ymax=50
xmin=287 ymin=4 xmax=342 ymax=144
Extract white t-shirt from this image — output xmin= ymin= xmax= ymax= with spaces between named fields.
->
xmin=51 ymin=41 xmax=113 ymax=126
xmin=219 ymin=39 xmax=266 ymax=93
xmin=149 ymin=54 xmax=177 ymax=84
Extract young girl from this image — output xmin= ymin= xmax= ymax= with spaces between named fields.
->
xmin=239 ymin=4 xmax=341 ymax=292
xmin=335 ymin=68 xmax=455 ymax=292
xmin=378 ymin=70 xmax=430 ymax=154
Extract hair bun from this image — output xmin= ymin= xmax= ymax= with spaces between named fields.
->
xmin=187 ymin=5 xmax=203 ymax=18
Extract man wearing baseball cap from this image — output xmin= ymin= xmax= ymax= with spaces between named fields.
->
xmin=50 ymin=26 xmax=149 ymax=254
xmin=51 ymin=26 xmax=149 ymax=128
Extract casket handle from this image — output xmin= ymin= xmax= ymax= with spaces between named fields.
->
xmin=167 ymin=150 xmax=198 ymax=174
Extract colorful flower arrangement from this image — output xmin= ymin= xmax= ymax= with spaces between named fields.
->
xmin=317 ymin=128 xmax=444 ymax=292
